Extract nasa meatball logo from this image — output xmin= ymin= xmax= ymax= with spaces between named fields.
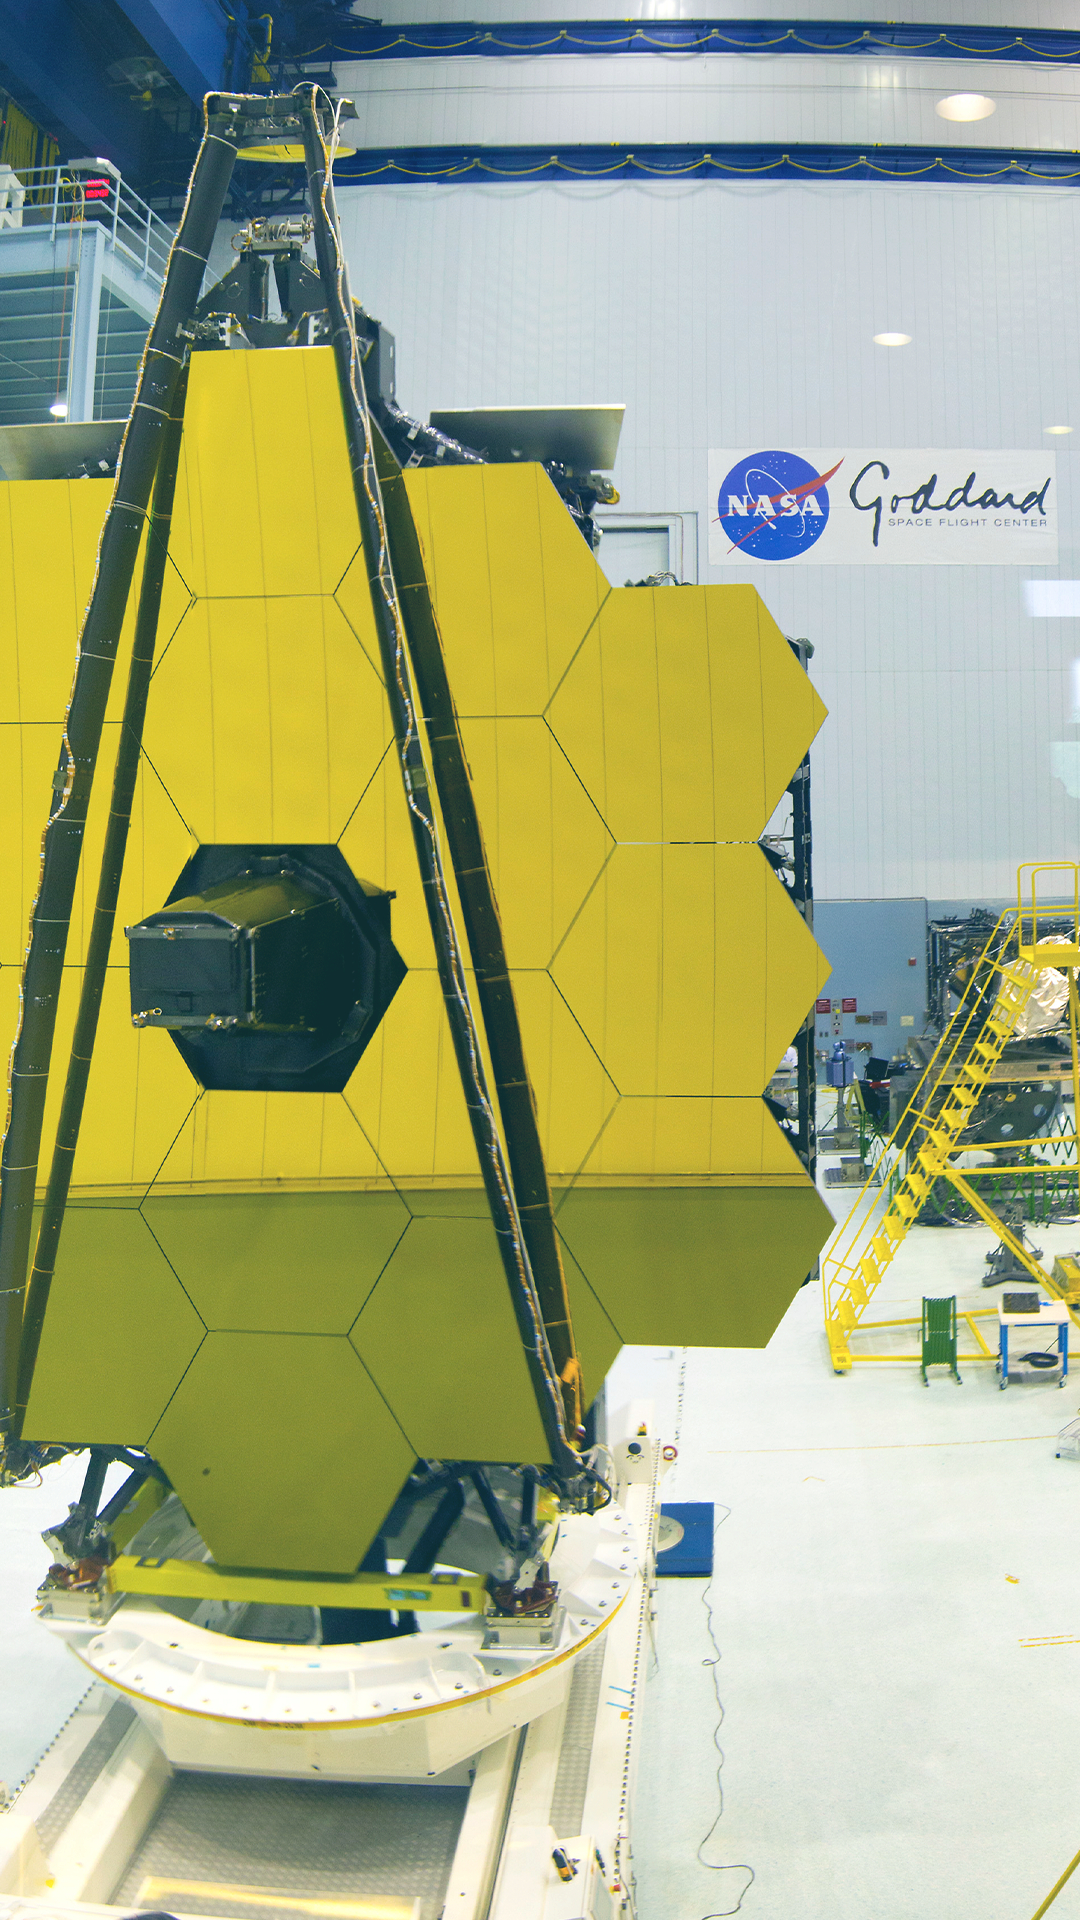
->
xmin=716 ymin=450 xmax=842 ymax=561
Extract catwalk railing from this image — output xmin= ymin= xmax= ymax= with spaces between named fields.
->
xmin=0 ymin=163 xmax=170 ymax=285
xmin=822 ymin=864 xmax=1080 ymax=1372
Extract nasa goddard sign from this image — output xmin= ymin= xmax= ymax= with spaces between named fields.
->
xmin=707 ymin=448 xmax=1058 ymax=565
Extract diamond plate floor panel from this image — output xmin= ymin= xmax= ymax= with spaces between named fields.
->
xmin=112 ymin=1771 xmax=468 ymax=1920
xmin=548 ymin=1640 xmax=605 ymax=1839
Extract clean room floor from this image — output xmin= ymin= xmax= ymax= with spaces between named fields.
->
xmin=628 ymin=1130 xmax=1080 ymax=1920
xmin=4 ymin=1128 xmax=1080 ymax=1920
xmin=0 ymin=1450 xmax=99 ymax=1796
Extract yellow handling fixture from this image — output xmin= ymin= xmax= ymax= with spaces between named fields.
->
xmin=823 ymin=864 xmax=1080 ymax=1373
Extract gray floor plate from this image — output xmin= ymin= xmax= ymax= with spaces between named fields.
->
xmin=113 ymin=1771 xmax=468 ymax=1920
xmin=549 ymin=1640 xmax=605 ymax=1839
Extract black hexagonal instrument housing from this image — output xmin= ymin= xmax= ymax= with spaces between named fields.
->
xmin=126 ymin=844 xmax=406 ymax=1092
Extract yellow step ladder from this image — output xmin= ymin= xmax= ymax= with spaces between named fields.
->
xmin=823 ymin=863 xmax=1080 ymax=1372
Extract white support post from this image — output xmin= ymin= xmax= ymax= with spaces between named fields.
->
xmin=65 ymin=225 xmax=105 ymax=422
xmin=442 ymin=1733 xmax=522 ymax=1920
xmin=488 ymin=1697 xmax=574 ymax=1920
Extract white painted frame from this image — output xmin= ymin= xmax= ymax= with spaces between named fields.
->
xmin=593 ymin=510 xmax=699 ymax=585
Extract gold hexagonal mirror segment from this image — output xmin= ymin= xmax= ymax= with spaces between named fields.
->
xmin=557 ymin=1182 xmax=833 ymax=1350
xmin=338 ymin=748 xmax=466 ymax=972
xmin=143 ymin=595 xmax=391 ymax=846
xmin=40 ymin=969 xmax=198 ymax=1193
xmin=572 ymin=1092 xmax=812 ymax=1181
xmin=142 ymin=1092 xmax=409 ymax=1334
xmin=550 ymin=843 xmax=830 ymax=1097
xmin=546 ymin=582 xmax=826 ymax=843
xmin=22 ymin=1207 xmax=206 ymax=1446
xmin=149 ymin=1331 xmax=416 ymax=1573
xmin=508 ymin=971 xmax=619 ymax=1182
xmin=350 ymin=1216 xmax=550 ymax=1463
xmin=457 ymin=717 xmax=613 ymax=967
xmin=345 ymin=971 xmax=489 ymax=1186
xmin=0 ymin=481 xmax=190 ymax=726
xmin=350 ymin=1212 xmax=620 ymax=1449
xmin=75 ymin=751 xmax=198 ymax=971
xmin=169 ymin=347 xmax=365 ymax=601
xmin=392 ymin=463 xmax=610 ymax=716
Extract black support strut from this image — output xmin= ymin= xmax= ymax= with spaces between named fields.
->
xmin=370 ymin=427 xmax=582 ymax=1430
xmin=299 ymin=89 xmax=582 ymax=1484
xmin=14 ymin=371 xmax=192 ymax=1432
xmin=788 ymin=642 xmax=817 ymax=1185
xmin=3 ymin=88 xmax=590 ymax=1511
xmin=0 ymin=110 xmax=238 ymax=1440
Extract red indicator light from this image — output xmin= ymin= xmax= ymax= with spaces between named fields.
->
xmin=85 ymin=178 xmax=111 ymax=201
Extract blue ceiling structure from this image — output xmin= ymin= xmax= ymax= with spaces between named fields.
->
xmin=110 ymin=0 xmax=232 ymax=103
xmin=330 ymin=143 xmax=1080 ymax=189
xmin=0 ymin=0 xmax=151 ymax=178
xmin=0 ymin=1 xmax=345 ymax=210
xmin=331 ymin=20 xmax=1080 ymax=63
xmin=0 ymin=9 xmax=1077 ymax=215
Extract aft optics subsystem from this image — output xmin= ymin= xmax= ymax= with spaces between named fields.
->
xmin=127 ymin=846 xmax=405 ymax=1091
xmin=0 ymin=88 xmax=831 ymax=1775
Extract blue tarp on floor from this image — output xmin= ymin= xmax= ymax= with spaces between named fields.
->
xmin=657 ymin=1501 xmax=714 ymax=1576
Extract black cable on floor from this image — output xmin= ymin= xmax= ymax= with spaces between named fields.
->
xmin=697 ymin=1504 xmax=755 ymax=1917
xmin=656 ymin=1351 xmax=755 ymax=1912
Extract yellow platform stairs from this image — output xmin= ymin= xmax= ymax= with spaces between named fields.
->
xmin=823 ymin=864 xmax=1080 ymax=1372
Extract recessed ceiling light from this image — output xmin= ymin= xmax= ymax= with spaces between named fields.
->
xmin=49 ymin=400 xmax=67 ymax=417
xmin=936 ymin=93 xmax=996 ymax=122
xmin=873 ymin=332 xmax=911 ymax=347
xmin=1045 ymin=424 xmax=1073 ymax=435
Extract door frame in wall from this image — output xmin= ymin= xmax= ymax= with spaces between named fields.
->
xmin=593 ymin=509 xmax=699 ymax=584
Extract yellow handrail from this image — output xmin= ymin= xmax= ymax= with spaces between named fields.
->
xmin=822 ymin=865 xmax=1080 ymax=1373
xmin=1017 ymin=862 xmax=1080 ymax=967
xmin=821 ymin=907 xmax=1014 ymax=1306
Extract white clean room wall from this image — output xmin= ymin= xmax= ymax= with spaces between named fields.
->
xmin=335 ymin=178 xmax=1080 ymax=901
xmin=371 ymin=0 xmax=1079 ymax=28
xmin=337 ymin=53 xmax=1080 ymax=154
